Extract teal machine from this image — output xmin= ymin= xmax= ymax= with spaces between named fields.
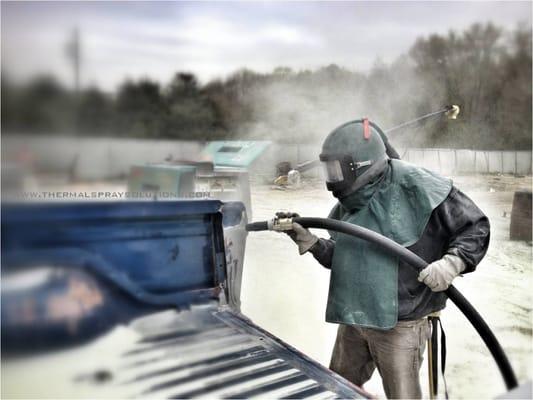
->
xmin=128 ymin=141 xmax=270 ymax=220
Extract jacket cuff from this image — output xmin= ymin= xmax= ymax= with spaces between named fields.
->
xmin=309 ymin=238 xmax=334 ymax=269
xmin=447 ymin=248 xmax=473 ymax=273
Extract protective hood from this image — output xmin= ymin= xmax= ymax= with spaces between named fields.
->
xmin=326 ymin=159 xmax=453 ymax=329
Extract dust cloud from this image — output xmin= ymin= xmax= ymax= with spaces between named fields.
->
xmin=239 ymin=64 xmax=428 ymax=147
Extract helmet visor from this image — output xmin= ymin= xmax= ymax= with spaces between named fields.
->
xmin=322 ymin=160 xmax=344 ymax=183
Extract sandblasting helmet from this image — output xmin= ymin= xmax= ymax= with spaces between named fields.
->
xmin=320 ymin=118 xmax=389 ymax=198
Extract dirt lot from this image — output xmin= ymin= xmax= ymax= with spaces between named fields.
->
xmin=241 ymin=174 xmax=532 ymax=399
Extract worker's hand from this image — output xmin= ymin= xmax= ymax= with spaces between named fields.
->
xmin=418 ymin=254 xmax=466 ymax=292
xmin=275 ymin=212 xmax=318 ymax=255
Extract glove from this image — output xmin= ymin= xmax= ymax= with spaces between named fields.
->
xmin=275 ymin=212 xmax=318 ymax=255
xmin=418 ymin=254 xmax=466 ymax=292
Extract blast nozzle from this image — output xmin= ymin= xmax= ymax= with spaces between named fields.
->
xmin=446 ymin=105 xmax=460 ymax=119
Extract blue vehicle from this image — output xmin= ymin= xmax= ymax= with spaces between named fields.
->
xmin=1 ymin=200 xmax=369 ymax=399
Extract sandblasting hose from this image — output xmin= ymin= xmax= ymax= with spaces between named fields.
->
xmin=245 ymin=217 xmax=518 ymax=390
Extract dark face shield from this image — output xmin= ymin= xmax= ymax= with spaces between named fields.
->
xmin=319 ymin=154 xmax=357 ymax=195
xmin=322 ymin=159 xmax=344 ymax=183
xmin=319 ymin=153 xmax=381 ymax=198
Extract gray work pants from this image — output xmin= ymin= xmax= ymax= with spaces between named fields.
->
xmin=330 ymin=318 xmax=431 ymax=399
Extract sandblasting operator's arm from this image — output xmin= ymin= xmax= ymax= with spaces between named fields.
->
xmin=309 ymin=187 xmax=490 ymax=273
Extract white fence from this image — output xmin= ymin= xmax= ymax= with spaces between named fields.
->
xmin=2 ymin=135 xmax=531 ymax=181
xmin=400 ymin=148 xmax=532 ymax=175
xmin=251 ymin=145 xmax=532 ymax=179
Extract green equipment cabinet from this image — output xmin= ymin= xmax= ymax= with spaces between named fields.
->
xmin=127 ymin=141 xmax=270 ymax=220
xmin=128 ymin=164 xmax=197 ymax=198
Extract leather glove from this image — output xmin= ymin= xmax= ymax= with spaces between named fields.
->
xmin=418 ymin=254 xmax=466 ymax=292
xmin=275 ymin=212 xmax=318 ymax=255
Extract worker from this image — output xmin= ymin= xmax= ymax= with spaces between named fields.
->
xmin=278 ymin=119 xmax=490 ymax=399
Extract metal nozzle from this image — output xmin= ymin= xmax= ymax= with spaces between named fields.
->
xmin=446 ymin=105 xmax=460 ymax=119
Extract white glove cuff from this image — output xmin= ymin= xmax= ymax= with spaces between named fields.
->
xmin=443 ymin=253 xmax=467 ymax=275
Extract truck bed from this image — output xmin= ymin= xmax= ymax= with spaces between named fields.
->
xmin=1 ymin=201 xmax=370 ymax=399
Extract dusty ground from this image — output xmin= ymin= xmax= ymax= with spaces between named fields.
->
xmin=241 ymin=174 xmax=532 ymax=399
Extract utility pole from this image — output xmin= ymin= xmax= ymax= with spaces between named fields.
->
xmin=66 ymin=27 xmax=81 ymax=94
xmin=66 ymin=27 xmax=81 ymax=135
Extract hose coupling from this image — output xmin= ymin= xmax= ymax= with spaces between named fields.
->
xmin=269 ymin=217 xmax=294 ymax=231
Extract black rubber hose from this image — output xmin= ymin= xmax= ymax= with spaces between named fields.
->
xmin=246 ymin=221 xmax=269 ymax=231
xmin=382 ymin=137 xmax=401 ymax=160
xmin=245 ymin=217 xmax=518 ymax=390
xmin=370 ymin=120 xmax=401 ymax=160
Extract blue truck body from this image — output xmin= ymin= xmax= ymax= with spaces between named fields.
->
xmin=1 ymin=200 xmax=369 ymax=399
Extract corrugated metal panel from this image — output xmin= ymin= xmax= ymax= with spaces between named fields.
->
xmin=113 ymin=305 xmax=369 ymax=399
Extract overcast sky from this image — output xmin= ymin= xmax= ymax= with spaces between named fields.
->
xmin=2 ymin=1 xmax=531 ymax=91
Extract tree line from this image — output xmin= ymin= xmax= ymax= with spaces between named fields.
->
xmin=2 ymin=22 xmax=531 ymax=150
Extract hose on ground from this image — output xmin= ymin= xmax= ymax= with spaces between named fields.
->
xmin=245 ymin=217 xmax=518 ymax=390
